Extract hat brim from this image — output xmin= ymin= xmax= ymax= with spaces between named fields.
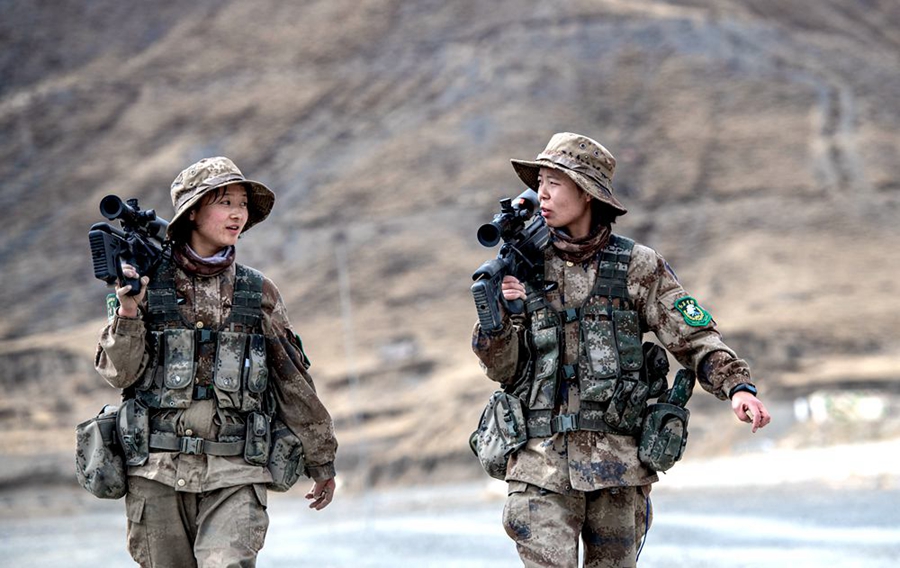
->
xmin=166 ymin=178 xmax=275 ymax=240
xmin=510 ymin=158 xmax=626 ymax=216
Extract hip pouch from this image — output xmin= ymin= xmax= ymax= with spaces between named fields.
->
xmin=75 ymin=405 xmax=127 ymax=499
xmin=267 ymin=418 xmax=306 ymax=492
xmin=638 ymin=402 xmax=690 ymax=473
xmin=117 ymin=398 xmax=150 ymax=467
xmin=469 ymin=390 xmax=527 ymax=480
xmin=244 ymin=411 xmax=271 ymax=467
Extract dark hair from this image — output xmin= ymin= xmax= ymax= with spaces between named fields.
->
xmin=590 ymin=198 xmax=619 ymax=227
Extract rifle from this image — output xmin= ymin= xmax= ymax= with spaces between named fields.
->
xmin=88 ymin=195 xmax=169 ymax=296
xmin=470 ymin=189 xmax=550 ymax=332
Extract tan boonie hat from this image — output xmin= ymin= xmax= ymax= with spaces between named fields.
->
xmin=511 ymin=132 xmax=626 ymax=216
xmin=166 ymin=156 xmax=276 ymax=239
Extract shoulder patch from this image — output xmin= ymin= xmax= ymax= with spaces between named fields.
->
xmin=291 ymin=331 xmax=312 ymax=369
xmin=106 ymin=293 xmax=119 ymax=323
xmin=674 ymin=296 xmax=712 ymax=327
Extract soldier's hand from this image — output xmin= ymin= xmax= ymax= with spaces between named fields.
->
xmin=115 ymin=263 xmax=149 ymax=318
xmin=731 ymin=392 xmax=771 ymax=433
xmin=501 ymin=275 xmax=526 ymax=302
xmin=305 ymin=477 xmax=335 ymax=510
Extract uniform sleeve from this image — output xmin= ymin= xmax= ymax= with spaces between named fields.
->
xmin=471 ymin=315 xmax=528 ymax=385
xmin=630 ymin=245 xmax=754 ymax=400
xmin=94 ymin=312 xmax=150 ymax=389
xmin=262 ymin=277 xmax=338 ymax=482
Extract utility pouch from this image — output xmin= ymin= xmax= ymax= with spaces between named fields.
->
xmin=75 ymin=405 xmax=127 ymax=499
xmin=241 ymin=334 xmax=268 ymax=413
xmin=604 ymin=376 xmax=650 ymax=433
xmin=613 ymin=311 xmax=642 ymax=371
xmin=117 ymin=398 xmax=150 ymax=467
xmin=579 ymin=318 xmax=619 ymax=403
xmin=267 ymin=418 xmax=306 ymax=492
xmin=243 ymin=411 xmax=271 ymax=467
xmin=638 ymin=402 xmax=690 ymax=473
xmin=214 ymin=331 xmax=244 ymax=410
xmin=642 ymin=342 xmax=670 ymax=399
xmin=528 ymin=324 xmax=560 ymax=410
xmin=469 ymin=390 xmax=527 ymax=480
xmin=161 ymin=329 xmax=194 ymax=409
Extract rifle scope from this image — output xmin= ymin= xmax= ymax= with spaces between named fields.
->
xmin=99 ymin=195 xmax=169 ymax=242
xmin=476 ymin=189 xmax=540 ymax=247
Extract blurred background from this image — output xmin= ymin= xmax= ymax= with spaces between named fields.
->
xmin=1 ymin=0 xmax=899 ymax=566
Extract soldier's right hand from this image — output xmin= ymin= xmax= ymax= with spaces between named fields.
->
xmin=115 ymin=263 xmax=149 ymax=318
xmin=501 ymin=275 xmax=526 ymax=302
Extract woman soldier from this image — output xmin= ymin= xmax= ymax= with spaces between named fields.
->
xmin=95 ymin=157 xmax=338 ymax=567
xmin=472 ymin=133 xmax=771 ymax=567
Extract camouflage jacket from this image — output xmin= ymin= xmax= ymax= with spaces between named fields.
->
xmin=95 ymin=256 xmax=338 ymax=492
xmin=472 ymin=240 xmax=753 ymax=494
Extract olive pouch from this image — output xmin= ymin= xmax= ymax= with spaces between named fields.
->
xmin=75 ymin=405 xmax=127 ymax=499
xmin=469 ymin=390 xmax=527 ymax=480
xmin=528 ymin=326 xmax=560 ymax=410
xmin=267 ymin=418 xmax=306 ymax=492
xmin=579 ymin=318 xmax=618 ymax=402
xmin=117 ymin=398 xmax=150 ymax=467
xmin=161 ymin=329 xmax=194 ymax=409
xmin=638 ymin=402 xmax=690 ymax=473
xmin=244 ymin=411 xmax=271 ymax=467
xmin=241 ymin=334 xmax=268 ymax=413
xmin=214 ymin=331 xmax=245 ymax=409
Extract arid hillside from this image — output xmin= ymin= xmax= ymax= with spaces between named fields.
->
xmin=1 ymin=0 xmax=899 ymax=490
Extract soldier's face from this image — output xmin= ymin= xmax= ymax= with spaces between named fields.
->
xmin=537 ymin=167 xmax=592 ymax=237
xmin=188 ymin=184 xmax=249 ymax=256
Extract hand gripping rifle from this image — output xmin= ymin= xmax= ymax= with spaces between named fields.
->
xmin=88 ymin=195 xmax=169 ymax=296
xmin=471 ymin=189 xmax=550 ymax=333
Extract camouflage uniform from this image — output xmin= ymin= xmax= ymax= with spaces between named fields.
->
xmin=95 ymin=157 xmax=337 ymax=567
xmin=473 ymin=134 xmax=754 ymax=567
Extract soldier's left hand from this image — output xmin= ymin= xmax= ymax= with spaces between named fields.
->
xmin=731 ymin=392 xmax=771 ymax=433
xmin=305 ymin=477 xmax=336 ymax=510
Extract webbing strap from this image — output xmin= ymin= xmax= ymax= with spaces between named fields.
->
xmin=149 ymin=432 xmax=245 ymax=456
xmin=592 ymin=234 xmax=635 ymax=301
xmin=146 ymin=260 xmax=265 ymax=331
xmin=228 ymin=265 xmax=264 ymax=329
xmin=525 ymin=407 xmax=638 ymax=437
xmin=146 ymin=256 xmax=181 ymax=326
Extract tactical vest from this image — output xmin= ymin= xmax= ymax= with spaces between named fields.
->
xmin=120 ymin=255 xmax=272 ymax=465
xmin=523 ymin=234 xmax=650 ymax=438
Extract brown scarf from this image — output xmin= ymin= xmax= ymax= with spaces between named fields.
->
xmin=172 ymin=242 xmax=236 ymax=277
xmin=550 ymin=223 xmax=611 ymax=264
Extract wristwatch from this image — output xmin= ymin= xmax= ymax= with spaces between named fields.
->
xmin=728 ymin=383 xmax=758 ymax=399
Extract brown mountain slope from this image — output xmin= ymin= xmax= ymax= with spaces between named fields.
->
xmin=1 ymin=0 xmax=899 ymax=489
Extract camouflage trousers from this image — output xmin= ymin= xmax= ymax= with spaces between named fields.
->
xmin=125 ymin=476 xmax=269 ymax=568
xmin=502 ymin=481 xmax=652 ymax=568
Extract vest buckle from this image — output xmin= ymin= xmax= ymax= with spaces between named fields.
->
xmin=553 ymin=413 xmax=579 ymax=433
xmin=179 ymin=436 xmax=205 ymax=455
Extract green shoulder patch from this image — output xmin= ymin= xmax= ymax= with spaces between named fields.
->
xmin=674 ymin=296 xmax=712 ymax=327
xmin=106 ymin=293 xmax=119 ymax=323
xmin=292 ymin=332 xmax=312 ymax=369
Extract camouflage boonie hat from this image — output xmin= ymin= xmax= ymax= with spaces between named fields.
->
xmin=511 ymin=132 xmax=626 ymax=216
xmin=166 ymin=156 xmax=275 ymax=239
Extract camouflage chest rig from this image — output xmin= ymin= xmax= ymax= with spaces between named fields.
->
xmin=118 ymin=254 xmax=272 ymax=468
xmin=522 ymin=234 xmax=661 ymax=439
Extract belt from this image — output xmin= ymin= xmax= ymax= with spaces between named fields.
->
xmin=149 ymin=433 xmax=245 ymax=456
xmin=525 ymin=408 xmax=637 ymax=437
